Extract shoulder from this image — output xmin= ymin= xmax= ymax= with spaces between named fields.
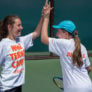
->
xmin=0 ymin=38 xmax=14 ymax=48
xmin=81 ymin=44 xmax=88 ymax=55
xmin=0 ymin=39 xmax=5 ymax=51
xmin=0 ymin=39 xmax=6 ymax=46
xmin=49 ymin=38 xmax=74 ymax=45
xmin=81 ymin=44 xmax=87 ymax=51
xmin=18 ymin=33 xmax=33 ymax=41
xmin=49 ymin=38 xmax=74 ymax=49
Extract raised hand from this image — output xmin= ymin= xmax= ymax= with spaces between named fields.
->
xmin=42 ymin=0 xmax=53 ymax=18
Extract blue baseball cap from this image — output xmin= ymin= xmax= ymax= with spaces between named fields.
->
xmin=52 ymin=20 xmax=76 ymax=34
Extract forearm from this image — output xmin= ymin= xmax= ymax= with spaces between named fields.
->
xmin=32 ymin=16 xmax=44 ymax=40
xmin=41 ymin=17 xmax=49 ymax=45
xmin=41 ymin=0 xmax=51 ymax=44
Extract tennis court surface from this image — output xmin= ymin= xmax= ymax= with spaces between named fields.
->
xmin=23 ymin=57 xmax=92 ymax=92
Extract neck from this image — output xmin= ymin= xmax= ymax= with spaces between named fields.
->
xmin=7 ymin=35 xmax=16 ymax=40
xmin=68 ymin=35 xmax=73 ymax=39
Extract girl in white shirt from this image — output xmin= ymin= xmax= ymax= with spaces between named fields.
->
xmin=0 ymin=13 xmax=44 ymax=92
xmin=41 ymin=1 xmax=92 ymax=92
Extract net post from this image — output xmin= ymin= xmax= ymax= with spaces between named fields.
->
xmin=49 ymin=0 xmax=54 ymax=56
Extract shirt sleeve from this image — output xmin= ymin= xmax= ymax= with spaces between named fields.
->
xmin=82 ymin=46 xmax=91 ymax=67
xmin=49 ymin=38 xmax=63 ymax=56
xmin=0 ymin=44 xmax=4 ymax=65
xmin=19 ymin=33 xmax=33 ymax=50
xmin=85 ymin=52 xmax=90 ymax=67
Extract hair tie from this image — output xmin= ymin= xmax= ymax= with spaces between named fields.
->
xmin=73 ymin=30 xmax=78 ymax=37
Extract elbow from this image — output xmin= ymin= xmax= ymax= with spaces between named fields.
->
xmin=41 ymin=37 xmax=49 ymax=45
xmin=36 ymin=32 xmax=40 ymax=38
xmin=32 ymin=32 xmax=40 ymax=40
xmin=86 ymin=66 xmax=91 ymax=73
xmin=41 ymin=38 xmax=45 ymax=44
xmin=88 ymin=67 xmax=91 ymax=73
xmin=36 ymin=34 xmax=40 ymax=38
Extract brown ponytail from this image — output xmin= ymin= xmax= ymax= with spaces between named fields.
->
xmin=72 ymin=30 xmax=83 ymax=67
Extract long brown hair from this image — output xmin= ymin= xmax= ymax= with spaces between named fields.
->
xmin=0 ymin=15 xmax=20 ymax=40
xmin=72 ymin=30 xmax=83 ymax=67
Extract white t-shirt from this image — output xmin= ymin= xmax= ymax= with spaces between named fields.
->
xmin=49 ymin=38 xmax=92 ymax=92
xmin=0 ymin=33 xmax=33 ymax=91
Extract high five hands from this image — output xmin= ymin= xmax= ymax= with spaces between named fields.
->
xmin=42 ymin=0 xmax=53 ymax=18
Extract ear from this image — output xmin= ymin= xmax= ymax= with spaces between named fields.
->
xmin=65 ymin=32 xmax=69 ymax=39
xmin=65 ymin=31 xmax=68 ymax=36
xmin=8 ymin=24 xmax=12 ymax=31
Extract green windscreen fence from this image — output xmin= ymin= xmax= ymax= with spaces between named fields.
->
xmin=0 ymin=0 xmax=92 ymax=52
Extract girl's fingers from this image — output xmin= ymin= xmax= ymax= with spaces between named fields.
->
xmin=43 ymin=0 xmax=53 ymax=15
xmin=45 ymin=0 xmax=48 ymax=7
xmin=50 ymin=7 xmax=54 ymax=11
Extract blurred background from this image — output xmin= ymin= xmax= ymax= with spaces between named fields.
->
xmin=0 ymin=0 xmax=92 ymax=52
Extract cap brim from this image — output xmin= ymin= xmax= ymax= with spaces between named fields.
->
xmin=52 ymin=25 xmax=61 ymax=29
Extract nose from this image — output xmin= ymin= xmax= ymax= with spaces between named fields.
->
xmin=21 ymin=26 xmax=23 ymax=30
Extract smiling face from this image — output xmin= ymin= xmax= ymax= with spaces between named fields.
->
xmin=8 ymin=18 xmax=23 ymax=40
